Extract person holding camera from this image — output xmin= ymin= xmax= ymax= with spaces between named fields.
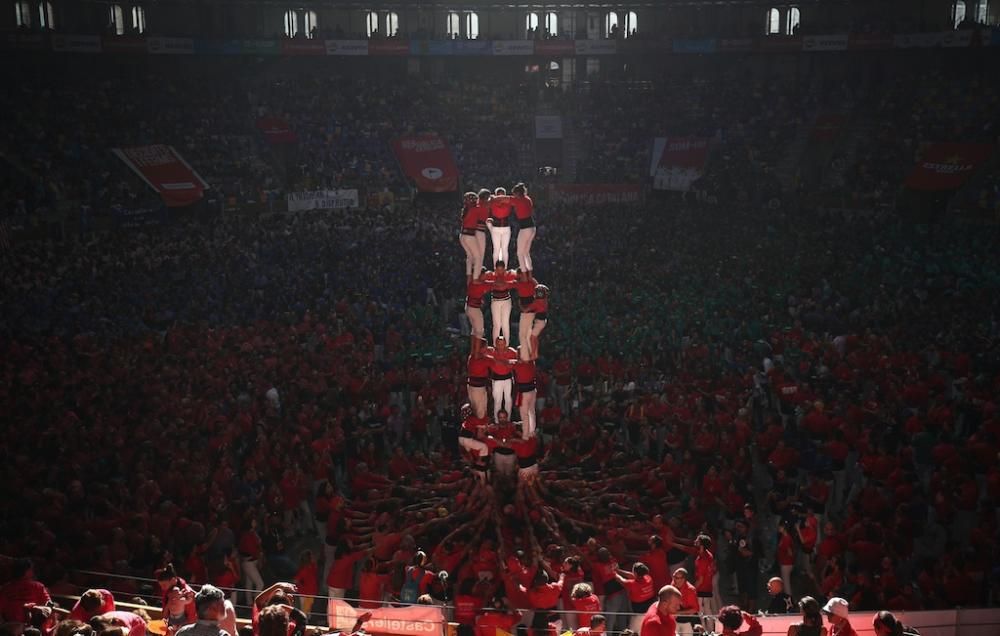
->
xmin=714 ymin=605 xmax=762 ymax=636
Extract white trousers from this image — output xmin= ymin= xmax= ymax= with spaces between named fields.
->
xmin=460 ymin=234 xmax=481 ymax=278
xmin=489 ymin=225 xmax=511 ymax=265
xmin=491 ymin=299 xmax=512 ymax=344
xmin=465 ymin=304 xmax=484 ymax=337
xmin=492 ymin=378 xmax=512 ymax=419
xmin=516 ymin=226 xmax=536 ymax=271
xmin=518 ymin=389 xmax=537 ymax=439
xmin=459 ymin=435 xmax=489 ymax=458
xmin=467 ymin=385 xmax=488 ymax=419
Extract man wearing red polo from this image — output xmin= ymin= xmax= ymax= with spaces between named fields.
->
xmin=641 ymin=585 xmax=681 ymax=636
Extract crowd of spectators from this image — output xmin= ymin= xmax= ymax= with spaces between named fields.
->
xmin=2 ymin=51 xmax=1000 ymax=636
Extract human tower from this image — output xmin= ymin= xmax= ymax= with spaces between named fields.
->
xmin=457 ymin=184 xmax=549 ymax=482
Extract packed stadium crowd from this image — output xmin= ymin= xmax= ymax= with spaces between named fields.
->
xmin=2 ymin=47 xmax=1000 ymax=636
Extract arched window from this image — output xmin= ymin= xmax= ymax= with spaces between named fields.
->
xmin=624 ymin=11 xmax=638 ymax=37
xmin=131 ymin=5 xmax=145 ymax=33
xmin=545 ymin=11 xmax=558 ymax=37
xmin=284 ymin=9 xmax=298 ymax=37
xmin=786 ymin=7 xmax=800 ymax=34
xmin=952 ymin=1 xmax=967 ymax=27
xmin=14 ymin=0 xmax=30 ymax=27
xmin=38 ymin=1 xmax=54 ymax=29
xmin=766 ymin=8 xmax=781 ymax=34
xmin=366 ymin=10 xmax=379 ymax=37
xmin=109 ymin=4 xmax=124 ymax=35
xmin=526 ymin=11 xmax=539 ymax=36
xmin=604 ymin=11 xmax=618 ymax=38
xmin=465 ymin=11 xmax=479 ymax=39
xmin=446 ymin=11 xmax=460 ymax=38
xmin=304 ymin=10 xmax=318 ymax=38
xmin=975 ymin=0 xmax=988 ymax=22
xmin=385 ymin=11 xmax=398 ymax=36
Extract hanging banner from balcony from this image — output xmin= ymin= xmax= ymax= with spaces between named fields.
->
xmin=113 ymin=145 xmax=209 ymax=207
xmin=391 ymin=133 xmax=459 ymax=192
xmin=650 ymin=137 xmax=710 ymax=191
xmin=904 ymin=143 xmax=994 ymax=191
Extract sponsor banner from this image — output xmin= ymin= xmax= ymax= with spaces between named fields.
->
xmin=941 ymin=30 xmax=974 ymax=47
xmin=492 ymin=40 xmax=534 ymax=56
xmin=328 ymin=600 xmax=444 ymax=636
xmin=410 ymin=40 xmax=453 ymax=56
xmin=904 ymin=143 xmax=994 ymax=191
xmin=848 ymin=33 xmax=892 ymax=50
xmin=575 ymin=39 xmax=616 ymax=55
xmin=369 ymin=39 xmax=410 ymax=56
xmin=286 ymin=189 xmax=359 ymax=212
xmin=195 ymin=39 xmax=243 ymax=55
xmin=147 ymin=36 xmax=194 ymax=55
xmin=243 ymin=39 xmax=280 ymax=56
xmin=810 ymin=114 xmax=846 ymax=142
xmin=455 ymin=40 xmax=491 ymax=55
xmin=802 ymin=34 xmax=848 ymax=51
xmin=760 ymin=36 xmax=802 ymax=51
xmin=547 ymin=184 xmax=644 ymax=205
xmin=619 ymin=39 xmax=664 ymax=53
xmin=256 ymin=117 xmax=297 ymax=144
xmin=101 ymin=36 xmax=147 ymax=53
xmin=325 ymin=39 xmax=369 ymax=55
xmin=650 ymin=137 xmax=710 ymax=191
xmin=52 ymin=34 xmax=101 ymax=53
xmin=281 ymin=39 xmax=325 ymax=56
xmin=7 ymin=33 xmax=46 ymax=50
xmin=535 ymin=115 xmax=563 ymax=140
xmin=893 ymin=32 xmax=943 ymax=48
xmin=673 ymin=38 xmax=717 ymax=54
xmin=391 ymin=133 xmax=459 ymax=193
xmin=111 ymin=205 xmax=167 ymax=229
xmin=113 ymin=145 xmax=209 ymax=207
xmin=719 ymin=38 xmax=755 ymax=52
xmin=534 ymin=40 xmax=575 ymax=56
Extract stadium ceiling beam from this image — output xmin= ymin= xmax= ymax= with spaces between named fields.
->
xmin=123 ymin=0 xmax=840 ymax=7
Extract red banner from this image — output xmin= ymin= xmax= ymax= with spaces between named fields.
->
xmin=327 ymin=600 xmax=444 ymax=636
xmin=547 ymin=184 xmax=644 ymax=205
xmin=256 ymin=117 xmax=297 ymax=144
xmin=534 ymin=40 xmax=575 ymax=56
xmin=391 ymin=134 xmax=459 ymax=192
xmin=113 ymin=145 xmax=209 ymax=207
xmin=650 ymin=137 xmax=710 ymax=191
xmin=904 ymin=143 xmax=994 ymax=191
xmin=369 ymin=39 xmax=410 ymax=56
xmin=281 ymin=40 xmax=325 ymax=56
xmin=810 ymin=114 xmax=845 ymax=141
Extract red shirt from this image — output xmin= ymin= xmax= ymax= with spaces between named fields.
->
xmin=69 ymin=589 xmax=115 ymax=621
xmin=641 ymin=548 xmax=670 ymax=590
xmin=641 ymin=604 xmax=677 ymax=636
xmin=622 ymin=574 xmax=655 ymax=603
xmin=486 ymin=347 xmax=517 ymax=378
xmin=513 ymin=360 xmax=536 ymax=384
xmin=358 ymin=571 xmax=389 ymax=609
xmin=327 ymin=550 xmax=367 ymax=590
xmin=473 ymin=202 xmax=490 ymax=226
xmin=678 ymin=581 xmax=698 ymax=613
xmin=238 ymin=530 xmax=262 ymax=559
xmin=453 ymin=594 xmax=480 ymax=625
xmin=294 ymin=562 xmax=318 ymax=597
xmin=0 ymin=578 xmax=51 ymax=622
xmin=467 ymin=279 xmax=491 ymax=308
xmin=490 ymin=195 xmax=513 ymax=220
xmin=483 ymin=270 xmax=517 ymax=300
xmin=511 ymin=195 xmax=534 ymax=220
xmin=468 ymin=355 xmax=491 ymax=381
xmin=527 ymin=578 xmax=564 ymax=609
xmin=569 ymin=594 xmax=601 ymax=627
xmin=777 ymin=534 xmax=795 ymax=566
xmin=462 ymin=204 xmax=479 ymax=231
xmin=694 ymin=551 xmax=715 ymax=594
